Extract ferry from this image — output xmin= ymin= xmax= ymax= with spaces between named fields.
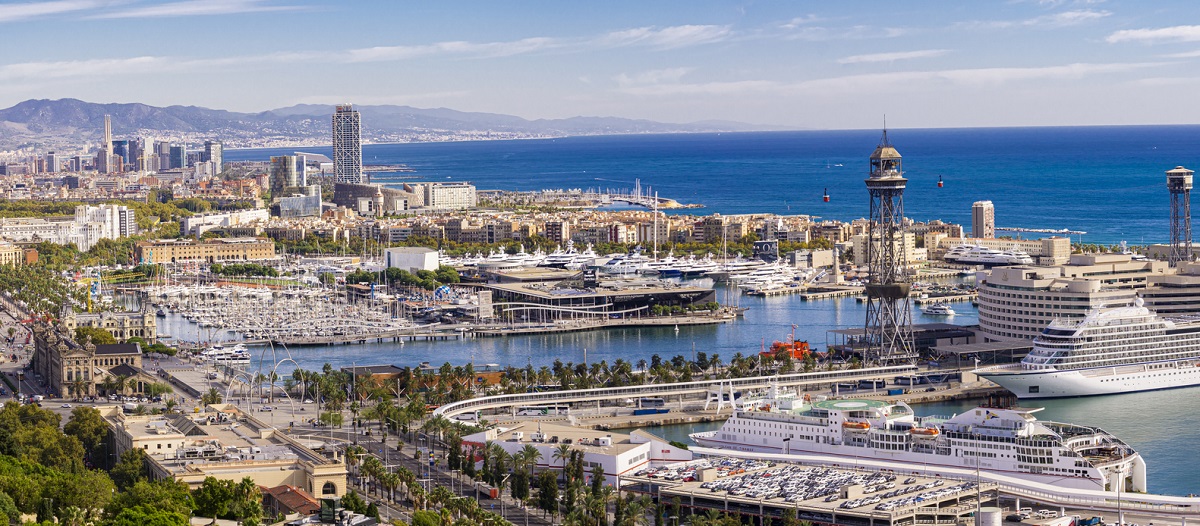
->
xmin=920 ymin=303 xmax=956 ymax=316
xmin=690 ymin=384 xmax=1145 ymax=492
xmin=976 ymin=297 xmax=1200 ymax=398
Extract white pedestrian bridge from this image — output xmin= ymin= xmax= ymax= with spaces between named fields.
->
xmin=432 ymin=365 xmax=919 ymax=418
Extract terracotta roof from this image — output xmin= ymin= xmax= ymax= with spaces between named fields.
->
xmin=262 ymin=485 xmax=319 ymax=514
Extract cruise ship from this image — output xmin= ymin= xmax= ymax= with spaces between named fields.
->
xmin=946 ymin=245 xmax=1034 ymax=266
xmin=976 ymin=297 xmax=1200 ymax=398
xmin=690 ymin=385 xmax=1145 ymax=492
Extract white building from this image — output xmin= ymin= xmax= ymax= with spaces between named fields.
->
xmin=423 ymin=182 xmax=477 ymax=210
xmin=384 ymin=247 xmax=438 ymax=273
xmin=180 ymin=209 xmax=270 ymax=237
xmin=461 ymin=422 xmax=691 ymax=487
xmin=971 ymin=200 xmax=995 ymax=239
xmin=0 ymin=203 xmax=136 ymax=251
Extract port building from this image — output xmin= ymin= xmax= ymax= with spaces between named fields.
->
xmin=976 ymin=254 xmax=1169 ymax=341
xmin=461 ymin=422 xmax=691 ymax=486
xmin=930 ymin=235 xmax=1072 ymax=265
xmin=135 ymin=237 xmax=276 ymax=264
xmin=100 ymin=405 xmax=348 ymax=498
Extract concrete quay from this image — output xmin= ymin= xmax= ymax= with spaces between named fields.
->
xmin=469 ymin=313 xmax=734 ymax=337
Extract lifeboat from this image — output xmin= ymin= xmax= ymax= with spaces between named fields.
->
xmin=842 ymin=421 xmax=871 ymax=432
xmin=909 ymin=427 xmax=940 ymax=438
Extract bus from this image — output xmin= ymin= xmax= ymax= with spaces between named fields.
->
xmin=893 ymin=376 xmax=921 ymax=386
xmin=637 ymin=397 xmax=666 ymax=409
xmin=858 ymin=379 xmax=887 ymax=390
xmin=516 ymin=405 xmax=570 ymax=416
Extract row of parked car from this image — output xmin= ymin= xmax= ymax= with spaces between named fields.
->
xmin=869 ymin=481 xmax=977 ymax=512
xmin=700 ymin=464 xmax=897 ymax=504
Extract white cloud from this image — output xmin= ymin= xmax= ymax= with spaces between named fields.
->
xmin=93 ymin=0 xmax=302 ymax=19
xmin=614 ymin=62 xmax=1163 ymax=97
xmin=345 ymin=38 xmax=561 ymax=63
xmin=1163 ymin=49 xmax=1200 ymax=58
xmin=837 ymin=49 xmax=950 ymax=65
xmin=782 ymin=25 xmax=908 ymax=41
xmin=958 ymin=9 xmax=1111 ymax=29
xmin=780 ymin=14 xmax=821 ymax=30
xmin=0 ymin=56 xmax=166 ymax=80
xmin=597 ymin=25 xmax=732 ymax=49
xmin=614 ymin=67 xmax=694 ymax=88
xmin=0 ymin=0 xmax=105 ymax=23
xmin=1107 ymin=25 xmax=1200 ymax=44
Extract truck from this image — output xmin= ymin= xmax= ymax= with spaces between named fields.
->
xmin=887 ymin=388 xmax=905 ymax=396
xmin=123 ymin=402 xmax=137 ymax=413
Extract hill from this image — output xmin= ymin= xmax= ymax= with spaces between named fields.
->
xmin=0 ymin=98 xmax=777 ymax=149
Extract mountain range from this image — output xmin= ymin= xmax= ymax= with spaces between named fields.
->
xmin=0 ymin=98 xmax=776 ymax=150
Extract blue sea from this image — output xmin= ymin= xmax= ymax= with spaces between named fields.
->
xmin=228 ymin=125 xmax=1200 ymax=245
xmin=224 ymin=127 xmax=1200 ymax=496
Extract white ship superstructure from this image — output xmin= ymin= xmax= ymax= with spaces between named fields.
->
xmin=977 ymin=298 xmax=1200 ymax=398
xmin=691 ymin=385 xmax=1145 ymax=492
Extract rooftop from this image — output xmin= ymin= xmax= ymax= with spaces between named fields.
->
xmin=477 ymin=421 xmax=642 ymax=455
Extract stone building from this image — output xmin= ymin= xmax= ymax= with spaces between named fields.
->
xmin=30 ymin=322 xmax=157 ymax=398
xmin=61 ymin=305 xmax=157 ymax=343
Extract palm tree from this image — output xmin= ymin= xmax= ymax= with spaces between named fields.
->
xmin=520 ymin=444 xmax=542 ymax=480
xmin=552 ymin=443 xmax=572 ymax=484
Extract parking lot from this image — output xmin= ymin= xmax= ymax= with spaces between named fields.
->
xmin=624 ymin=456 xmax=996 ymax=526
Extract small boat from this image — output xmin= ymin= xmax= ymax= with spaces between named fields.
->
xmin=909 ymin=427 xmax=940 ymax=437
xmin=156 ymin=308 xmax=167 ymax=317
xmin=841 ymin=421 xmax=871 ymax=432
xmin=921 ymin=303 xmax=956 ymax=316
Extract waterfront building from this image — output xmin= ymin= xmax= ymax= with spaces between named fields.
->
xmin=135 ymin=237 xmax=276 ymax=264
xmin=972 ymin=200 xmax=995 ymax=239
xmin=1140 ymin=262 xmax=1200 ymax=316
xmin=850 ymin=232 xmax=924 ymax=267
xmin=421 ymin=181 xmax=477 ymax=210
xmin=383 ymin=247 xmax=438 ymax=273
xmin=461 ymin=422 xmax=691 ymax=487
xmin=100 ymin=405 xmax=347 ymax=497
xmin=332 ymin=104 xmax=363 ymax=184
xmin=61 ymin=304 xmax=157 ymax=343
xmin=332 ymin=182 xmax=414 ymax=214
xmin=976 ymin=253 xmax=1169 ymax=341
xmin=30 ymin=322 xmax=156 ymax=398
xmin=932 ymin=236 xmax=1071 ymax=265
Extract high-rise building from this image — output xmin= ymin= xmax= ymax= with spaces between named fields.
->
xmin=971 ymin=200 xmax=995 ymax=239
xmin=44 ymin=152 xmax=60 ymax=173
xmin=332 ymin=104 xmax=362 ymax=184
xmin=169 ymin=145 xmax=186 ymax=170
xmin=203 ymin=141 xmax=224 ymax=174
xmin=112 ymin=140 xmax=130 ymax=170
xmin=270 ymin=155 xmax=307 ymax=194
xmin=862 ymin=129 xmax=915 ymax=365
xmin=98 ymin=115 xmax=114 ymax=174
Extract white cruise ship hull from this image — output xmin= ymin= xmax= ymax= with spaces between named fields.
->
xmin=979 ymin=363 xmax=1200 ymax=399
xmin=690 ymin=431 xmax=1108 ymax=491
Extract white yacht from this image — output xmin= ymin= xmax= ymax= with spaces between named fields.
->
xmin=942 ymin=244 xmax=976 ymax=262
xmin=976 ymin=297 xmax=1200 ymax=398
xmin=690 ymin=385 xmax=1146 ymax=492
xmin=954 ymin=246 xmax=1033 ymax=266
xmin=920 ymin=303 xmax=956 ymax=316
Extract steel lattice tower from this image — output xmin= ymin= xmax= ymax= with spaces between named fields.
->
xmin=1167 ymin=166 xmax=1194 ymax=267
xmin=863 ymin=129 xmax=915 ymax=365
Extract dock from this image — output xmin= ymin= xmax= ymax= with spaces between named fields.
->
xmin=799 ymin=286 xmax=865 ymax=301
xmin=470 ymin=314 xmax=734 ymax=337
xmin=913 ymin=293 xmax=977 ymax=304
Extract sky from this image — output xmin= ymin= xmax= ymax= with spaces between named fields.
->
xmin=3 ymin=0 xmax=1200 ymax=129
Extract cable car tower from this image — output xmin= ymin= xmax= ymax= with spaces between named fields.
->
xmin=863 ymin=128 xmax=915 ymax=364
xmin=1167 ymin=166 xmax=1194 ymax=267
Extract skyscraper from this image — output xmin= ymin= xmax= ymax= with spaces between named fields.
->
xmin=971 ymin=200 xmax=995 ymax=239
xmin=98 ymin=115 xmax=114 ymax=174
xmin=203 ymin=140 xmax=224 ymax=174
xmin=332 ymin=104 xmax=362 ymax=184
xmin=270 ymin=155 xmax=307 ymax=194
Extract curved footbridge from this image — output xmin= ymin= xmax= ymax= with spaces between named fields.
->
xmin=433 ymin=365 xmax=919 ymax=418
xmin=689 ymin=447 xmax=1200 ymax=522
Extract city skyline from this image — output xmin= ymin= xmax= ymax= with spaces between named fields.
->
xmin=2 ymin=1 xmax=1200 ymax=129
